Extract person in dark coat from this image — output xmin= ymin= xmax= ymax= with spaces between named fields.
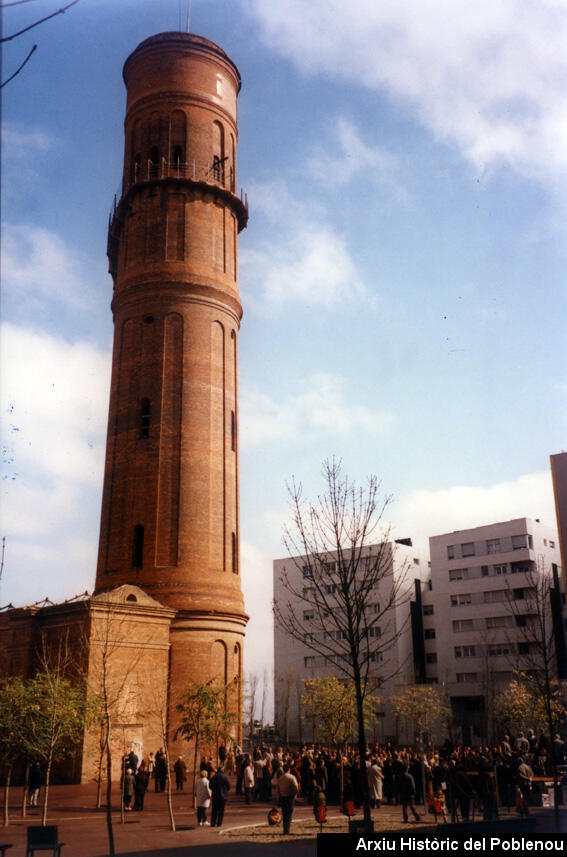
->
xmin=155 ymin=749 xmax=167 ymax=792
xmin=133 ymin=762 xmax=149 ymax=811
xmin=398 ymin=765 xmax=421 ymax=823
xmin=173 ymin=755 xmax=187 ymax=791
xmin=210 ymin=766 xmax=231 ymax=827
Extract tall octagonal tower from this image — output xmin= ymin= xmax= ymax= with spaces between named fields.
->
xmin=95 ymin=32 xmax=248 ymax=744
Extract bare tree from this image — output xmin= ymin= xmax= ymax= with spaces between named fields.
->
xmin=504 ymin=558 xmax=567 ymax=821
xmin=243 ymin=672 xmax=259 ymax=746
xmin=274 ymin=458 xmax=410 ymax=831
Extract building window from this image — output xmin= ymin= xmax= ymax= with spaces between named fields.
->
xmin=325 ymin=584 xmax=337 ymax=594
xmin=495 ymin=564 xmax=508 ymax=575
xmin=481 ymin=565 xmax=489 ymax=577
xmin=231 ymin=410 xmax=236 ymax=451
xmin=304 ymin=633 xmax=314 ymax=644
xmin=487 ymin=539 xmax=501 ymax=554
xmin=512 ymin=534 xmax=528 ymax=550
xmin=484 ymin=589 xmax=506 ymax=603
xmin=426 ymin=653 xmax=437 ymax=664
xmin=453 ymin=619 xmax=473 ymax=632
xmin=449 ymin=568 xmax=468 ymax=581
xmin=232 ymin=532 xmax=238 ymax=573
xmin=302 ymin=587 xmax=314 ymax=598
xmin=486 ymin=615 xmax=512 ymax=629
xmin=461 ymin=542 xmax=475 ymax=557
xmin=512 ymin=588 xmax=524 ymax=600
xmin=424 ymin=629 xmax=436 ymax=639
xmin=488 ymin=645 xmax=510 ymax=656
xmin=456 ymin=672 xmax=478 ymax=683
xmin=515 ymin=614 xmax=527 ymax=627
xmin=451 ymin=593 xmax=472 ymax=606
xmin=140 ymin=398 xmax=151 ymax=438
xmin=550 ymin=540 xmax=555 ymax=548
xmin=447 ymin=545 xmax=455 ymax=559
xmin=368 ymin=652 xmax=384 ymax=663
xmin=518 ymin=642 xmax=530 ymax=655
xmin=455 ymin=645 xmax=476 ymax=658
xmin=303 ymin=610 xmax=314 ymax=621
xmin=304 ymin=656 xmax=315 ymax=667
xmin=133 ymin=524 xmax=144 ymax=568
xmin=413 ymin=558 xmax=420 ymax=565
xmin=423 ymin=605 xmax=434 ymax=615
xmin=302 ymin=565 xmax=313 ymax=578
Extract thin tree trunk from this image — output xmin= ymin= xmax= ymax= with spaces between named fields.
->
xmin=163 ymin=744 xmax=176 ymax=832
xmin=41 ymin=756 xmax=52 ymax=826
xmin=21 ymin=763 xmax=29 ymax=817
xmin=105 ymin=731 xmax=115 ymax=857
xmin=2 ymin=767 xmax=11 ymax=827
xmin=192 ymin=737 xmax=199 ymax=809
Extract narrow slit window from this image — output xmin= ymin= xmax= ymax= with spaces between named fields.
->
xmin=141 ymin=398 xmax=150 ymax=438
xmin=232 ymin=532 xmax=238 ymax=574
xmin=231 ymin=410 xmax=236 ymax=451
xmin=133 ymin=524 xmax=144 ymax=568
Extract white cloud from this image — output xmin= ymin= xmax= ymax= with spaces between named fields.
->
xmin=241 ymin=372 xmax=396 ymax=448
xmin=393 ymin=471 xmax=556 ymax=552
xmin=240 ymin=179 xmax=376 ymax=313
xmin=2 ymin=123 xmax=54 ymax=154
xmin=247 ymin=0 xmax=567 ymax=191
xmin=1 ymin=323 xmax=109 ymax=606
xmin=307 ymin=117 xmax=400 ymax=190
xmin=1 ymin=224 xmax=93 ymax=313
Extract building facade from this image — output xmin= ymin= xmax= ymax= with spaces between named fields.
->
xmin=425 ymin=517 xmax=563 ymax=744
xmin=273 ymin=540 xmax=430 ymax=745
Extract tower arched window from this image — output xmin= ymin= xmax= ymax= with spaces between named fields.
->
xmin=232 ymin=531 xmax=238 ymax=574
xmin=150 ymin=146 xmax=160 ymax=177
xmin=231 ymin=410 xmax=236 ymax=452
xmin=173 ymin=146 xmax=183 ymax=169
xmin=140 ymin=398 xmax=151 ymax=439
xmin=133 ymin=524 xmax=144 ymax=568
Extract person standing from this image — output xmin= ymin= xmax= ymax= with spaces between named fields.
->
xmin=195 ymin=769 xmax=212 ymax=826
xmin=243 ymin=758 xmax=255 ymax=805
xmin=398 ymin=764 xmax=421 ymax=823
xmin=174 ymin=755 xmax=187 ymax=791
xmin=210 ymin=766 xmax=231 ymax=828
xmin=123 ymin=768 xmax=135 ymax=811
xmin=155 ymin=749 xmax=167 ymax=792
xmin=133 ymin=762 xmax=149 ymax=811
xmin=277 ymin=763 xmax=299 ymax=835
xmin=28 ymin=762 xmax=41 ymax=808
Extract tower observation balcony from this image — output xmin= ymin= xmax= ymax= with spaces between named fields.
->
xmin=107 ymin=156 xmax=249 ymax=278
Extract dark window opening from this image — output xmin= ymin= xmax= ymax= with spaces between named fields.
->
xmin=141 ymin=398 xmax=151 ymax=439
xmin=134 ymin=153 xmax=141 ymax=180
xmin=231 ymin=410 xmax=236 ymax=451
xmin=133 ymin=524 xmax=144 ymax=568
xmin=144 ymin=315 xmax=154 ymax=324
xmin=150 ymin=146 xmax=159 ymax=165
xmin=232 ymin=532 xmax=238 ymax=574
xmin=173 ymin=146 xmax=183 ymax=167
xmin=126 ymin=593 xmax=137 ymax=602
xmin=516 ymin=614 xmax=527 ymax=627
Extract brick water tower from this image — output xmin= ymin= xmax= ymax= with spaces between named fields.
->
xmin=95 ymin=32 xmax=249 ymax=747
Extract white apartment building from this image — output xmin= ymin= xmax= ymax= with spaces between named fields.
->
xmin=273 ymin=540 xmax=429 ymax=745
xmin=424 ymin=517 xmax=563 ymax=745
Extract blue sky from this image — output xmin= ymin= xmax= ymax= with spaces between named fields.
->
xmin=1 ymin=0 xmax=566 ymax=687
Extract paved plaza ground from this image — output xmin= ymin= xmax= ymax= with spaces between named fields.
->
xmin=1 ymin=780 xmax=566 ymax=857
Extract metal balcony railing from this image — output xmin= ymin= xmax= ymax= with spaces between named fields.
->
xmin=110 ymin=157 xmax=248 ymax=229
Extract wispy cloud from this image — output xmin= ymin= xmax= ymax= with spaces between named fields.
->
xmin=247 ymin=0 xmax=567 ymax=193
xmin=307 ymin=116 xmax=401 ymax=191
xmin=240 ymin=372 xmax=396 ymax=448
xmin=1 ymin=323 xmax=110 ymax=606
xmin=2 ymin=224 xmax=94 ymax=313
xmin=240 ymin=179 xmax=376 ymax=314
xmin=393 ymin=471 xmax=556 ymax=551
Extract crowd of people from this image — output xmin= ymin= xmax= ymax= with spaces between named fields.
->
xmin=69 ymin=729 xmax=565 ymax=829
